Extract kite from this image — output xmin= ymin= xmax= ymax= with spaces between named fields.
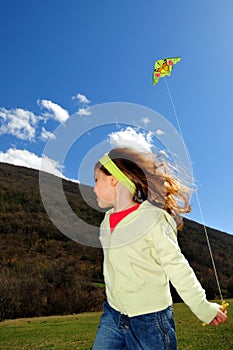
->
xmin=152 ymin=57 xmax=181 ymax=85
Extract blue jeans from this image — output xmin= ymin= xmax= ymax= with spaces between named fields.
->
xmin=92 ymin=301 xmax=177 ymax=350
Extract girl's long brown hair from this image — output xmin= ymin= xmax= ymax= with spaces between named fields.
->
xmin=96 ymin=147 xmax=192 ymax=230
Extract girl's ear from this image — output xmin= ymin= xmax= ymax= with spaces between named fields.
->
xmin=111 ymin=176 xmax=118 ymax=187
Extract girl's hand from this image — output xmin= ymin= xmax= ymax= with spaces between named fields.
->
xmin=209 ymin=309 xmax=227 ymax=326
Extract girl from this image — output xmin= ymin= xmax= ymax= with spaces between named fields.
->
xmin=92 ymin=147 xmax=227 ymax=350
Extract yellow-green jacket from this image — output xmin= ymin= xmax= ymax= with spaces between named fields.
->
xmin=99 ymin=200 xmax=219 ymax=324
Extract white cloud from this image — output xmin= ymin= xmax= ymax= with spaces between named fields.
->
xmin=72 ymin=93 xmax=90 ymax=104
xmin=40 ymin=155 xmax=64 ymax=178
xmin=108 ymin=127 xmax=154 ymax=152
xmin=0 ymin=148 xmax=80 ymax=183
xmin=0 ymin=107 xmax=37 ymax=141
xmin=141 ymin=117 xmax=150 ymax=126
xmin=76 ymin=108 xmax=91 ymax=116
xmin=37 ymin=99 xmax=69 ymax=123
xmin=40 ymin=127 xmax=56 ymax=141
xmin=72 ymin=93 xmax=91 ymax=116
xmin=0 ymin=99 xmax=72 ymax=141
xmin=155 ymin=129 xmax=165 ymax=135
xmin=0 ymin=148 xmax=63 ymax=177
xmin=159 ymin=150 xmax=169 ymax=158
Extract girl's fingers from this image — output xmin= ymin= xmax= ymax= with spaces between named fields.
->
xmin=210 ymin=310 xmax=227 ymax=326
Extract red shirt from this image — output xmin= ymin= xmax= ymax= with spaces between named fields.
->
xmin=109 ymin=204 xmax=140 ymax=233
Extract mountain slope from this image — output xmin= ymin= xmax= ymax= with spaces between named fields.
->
xmin=0 ymin=163 xmax=232 ymax=320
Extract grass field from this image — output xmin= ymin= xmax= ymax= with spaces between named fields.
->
xmin=0 ymin=300 xmax=231 ymax=350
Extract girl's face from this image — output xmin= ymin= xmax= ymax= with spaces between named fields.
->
xmin=94 ymin=169 xmax=117 ymax=208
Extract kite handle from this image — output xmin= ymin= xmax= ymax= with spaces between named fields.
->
xmin=202 ymin=300 xmax=229 ymax=326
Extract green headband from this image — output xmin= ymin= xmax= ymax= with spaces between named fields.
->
xmin=99 ymin=153 xmax=136 ymax=195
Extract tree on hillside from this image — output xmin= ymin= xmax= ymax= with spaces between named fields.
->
xmin=0 ymin=271 xmax=18 ymax=322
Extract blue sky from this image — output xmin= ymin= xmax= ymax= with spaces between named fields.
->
xmin=0 ymin=0 xmax=233 ymax=234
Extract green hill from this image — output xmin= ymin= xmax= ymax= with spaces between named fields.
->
xmin=0 ymin=163 xmax=232 ymax=321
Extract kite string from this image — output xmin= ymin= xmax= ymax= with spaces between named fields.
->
xmin=164 ymin=78 xmax=184 ymax=141
xmin=195 ymin=193 xmax=224 ymax=303
xmin=164 ymin=77 xmax=224 ymax=303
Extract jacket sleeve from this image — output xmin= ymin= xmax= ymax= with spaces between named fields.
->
xmin=151 ymin=213 xmax=220 ymax=324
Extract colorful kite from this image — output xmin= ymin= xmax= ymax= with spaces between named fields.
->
xmin=152 ymin=57 xmax=181 ymax=85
